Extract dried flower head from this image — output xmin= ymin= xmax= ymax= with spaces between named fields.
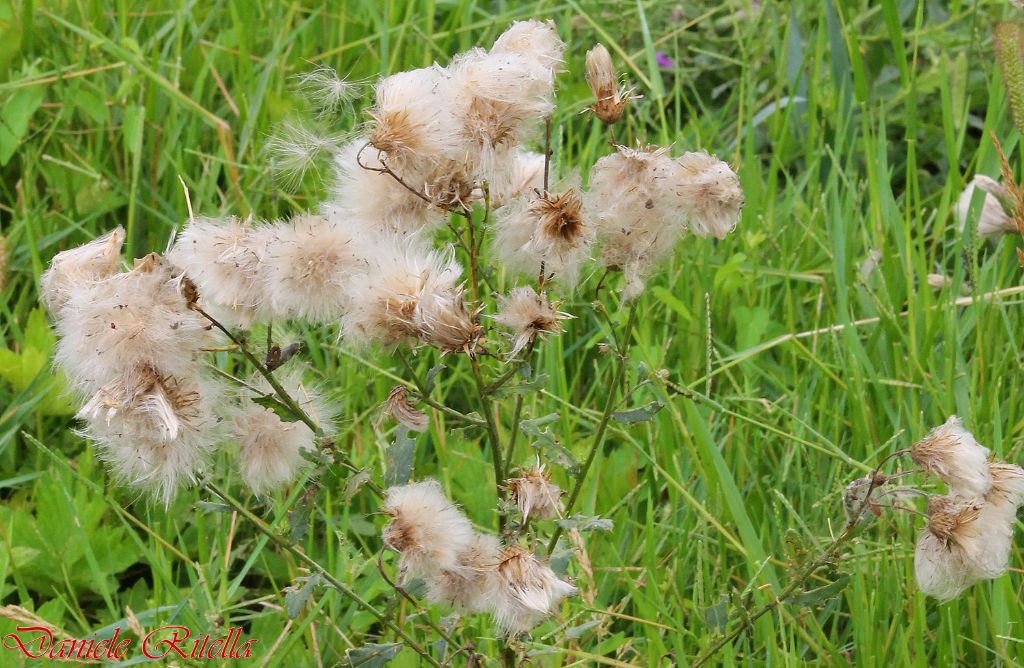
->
xmin=40 ymin=227 xmax=125 ymax=317
xmin=424 ymin=532 xmax=501 ymax=613
xmin=262 ymin=213 xmax=365 ymax=322
xmin=910 ymin=416 xmax=992 ymax=497
xmin=491 ymin=286 xmax=570 ymax=356
xmin=169 ymin=216 xmax=272 ymax=328
xmin=233 ymin=405 xmax=316 ymax=496
xmin=415 ymin=289 xmax=483 ymax=355
xmin=956 ymin=175 xmax=1017 ymax=237
xmin=490 ymin=544 xmax=576 ymax=635
xmin=504 ymin=467 xmax=563 ymax=520
xmin=383 ymin=386 xmax=429 ymax=431
xmin=382 ymin=479 xmax=476 ymax=578
xmin=585 ymin=43 xmax=636 ymax=125
xmin=673 ymin=151 xmax=744 ymax=239
xmin=492 ymin=188 xmax=594 ymax=285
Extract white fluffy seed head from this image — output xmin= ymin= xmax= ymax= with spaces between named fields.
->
xmin=340 ymin=239 xmax=463 ymax=348
xmin=505 ymin=468 xmax=563 ymax=520
xmin=586 ymin=145 xmax=682 ymax=299
xmin=261 ymin=213 xmax=365 ymax=322
xmin=489 ymin=544 xmax=576 ymax=635
xmin=368 ymin=67 xmax=461 ymax=165
xmin=79 ymin=369 xmax=224 ymax=506
xmin=956 ymin=175 xmax=1017 ymax=237
xmin=490 ymin=20 xmax=565 ymax=75
xmin=41 ymin=227 xmax=125 ymax=317
xmin=233 ymin=405 xmax=316 ymax=496
xmin=489 ymin=150 xmax=545 ymax=208
xmin=491 ymin=286 xmax=570 ymax=357
xmin=910 ymin=416 xmax=992 ymax=497
xmin=55 ymin=253 xmax=217 ymax=393
xmin=985 ymin=462 xmax=1024 ymax=518
xmin=449 ymin=48 xmax=554 ymax=169
xmin=382 ymin=479 xmax=476 ymax=578
xmin=914 ymin=495 xmax=1015 ymax=600
xmin=673 ymin=151 xmax=744 ymax=239
xmin=492 ymin=188 xmax=594 ymax=286
xmin=266 ymin=120 xmax=347 ymax=190
xmin=169 ymin=216 xmax=274 ymax=328
xmin=326 ymin=140 xmax=447 ymax=237
xmin=423 ymin=532 xmax=502 ymax=613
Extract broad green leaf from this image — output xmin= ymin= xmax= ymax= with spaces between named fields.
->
xmin=555 ymin=515 xmax=613 ymax=532
xmin=787 ymin=573 xmax=850 ymax=608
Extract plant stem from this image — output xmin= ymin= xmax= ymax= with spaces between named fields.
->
xmin=395 ymin=350 xmax=486 ymax=427
xmin=205 ymin=482 xmax=442 ymax=667
xmin=546 ymin=301 xmax=639 ymax=553
xmin=470 ymin=355 xmax=506 ymax=532
xmin=197 ymin=306 xmax=383 ymax=498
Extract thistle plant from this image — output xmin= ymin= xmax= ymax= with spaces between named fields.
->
xmin=40 ymin=21 xmax=744 ymax=663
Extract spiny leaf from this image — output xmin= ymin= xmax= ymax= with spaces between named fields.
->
xmin=343 ymin=470 xmax=372 ymax=501
xmin=345 ymin=642 xmax=403 ymax=667
xmin=288 ymin=506 xmax=310 ymax=543
xmin=612 ymin=400 xmax=665 ymax=424
xmin=284 ymin=573 xmax=324 ymax=619
xmin=704 ymin=595 xmax=729 ymax=634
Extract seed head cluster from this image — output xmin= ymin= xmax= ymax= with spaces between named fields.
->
xmin=909 ymin=417 xmax=1024 ymax=600
xmin=382 ymin=480 xmax=575 ymax=635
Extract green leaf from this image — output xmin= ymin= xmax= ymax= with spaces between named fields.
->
xmin=251 ymin=394 xmax=302 ymax=422
xmin=555 ymin=515 xmax=613 ymax=532
xmin=195 ymin=501 xmax=231 ymax=514
xmin=787 ymin=573 xmax=850 ymax=608
xmin=289 ymin=506 xmax=310 ymax=543
xmin=345 ymin=642 xmax=403 ymax=667
xmin=612 ymin=400 xmax=665 ymax=424
xmin=343 ymin=470 xmax=371 ymax=502
xmin=0 ymin=79 xmax=44 ymax=165
xmin=284 ymin=573 xmax=324 ymax=619
xmin=522 ymin=417 xmax=578 ymax=474
xmin=384 ymin=426 xmax=415 ymax=487
xmin=704 ymin=595 xmax=729 ymax=634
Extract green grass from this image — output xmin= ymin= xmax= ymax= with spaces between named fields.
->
xmin=2 ymin=0 xmax=1024 ymax=665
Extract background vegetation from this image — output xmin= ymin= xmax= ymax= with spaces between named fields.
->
xmin=1 ymin=0 xmax=1023 ymax=665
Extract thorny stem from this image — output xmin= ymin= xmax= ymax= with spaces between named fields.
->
xmin=546 ymin=301 xmax=639 ymax=554
xmin=470 ymin=355 xmax=507 ymax=532
xmin=197 ymin=306 xmax=383 ymax=498
xmin=687 ymin=448 xmax=912 ymax=668
xmin=205 ymin=482 xmax=441 ymax=667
